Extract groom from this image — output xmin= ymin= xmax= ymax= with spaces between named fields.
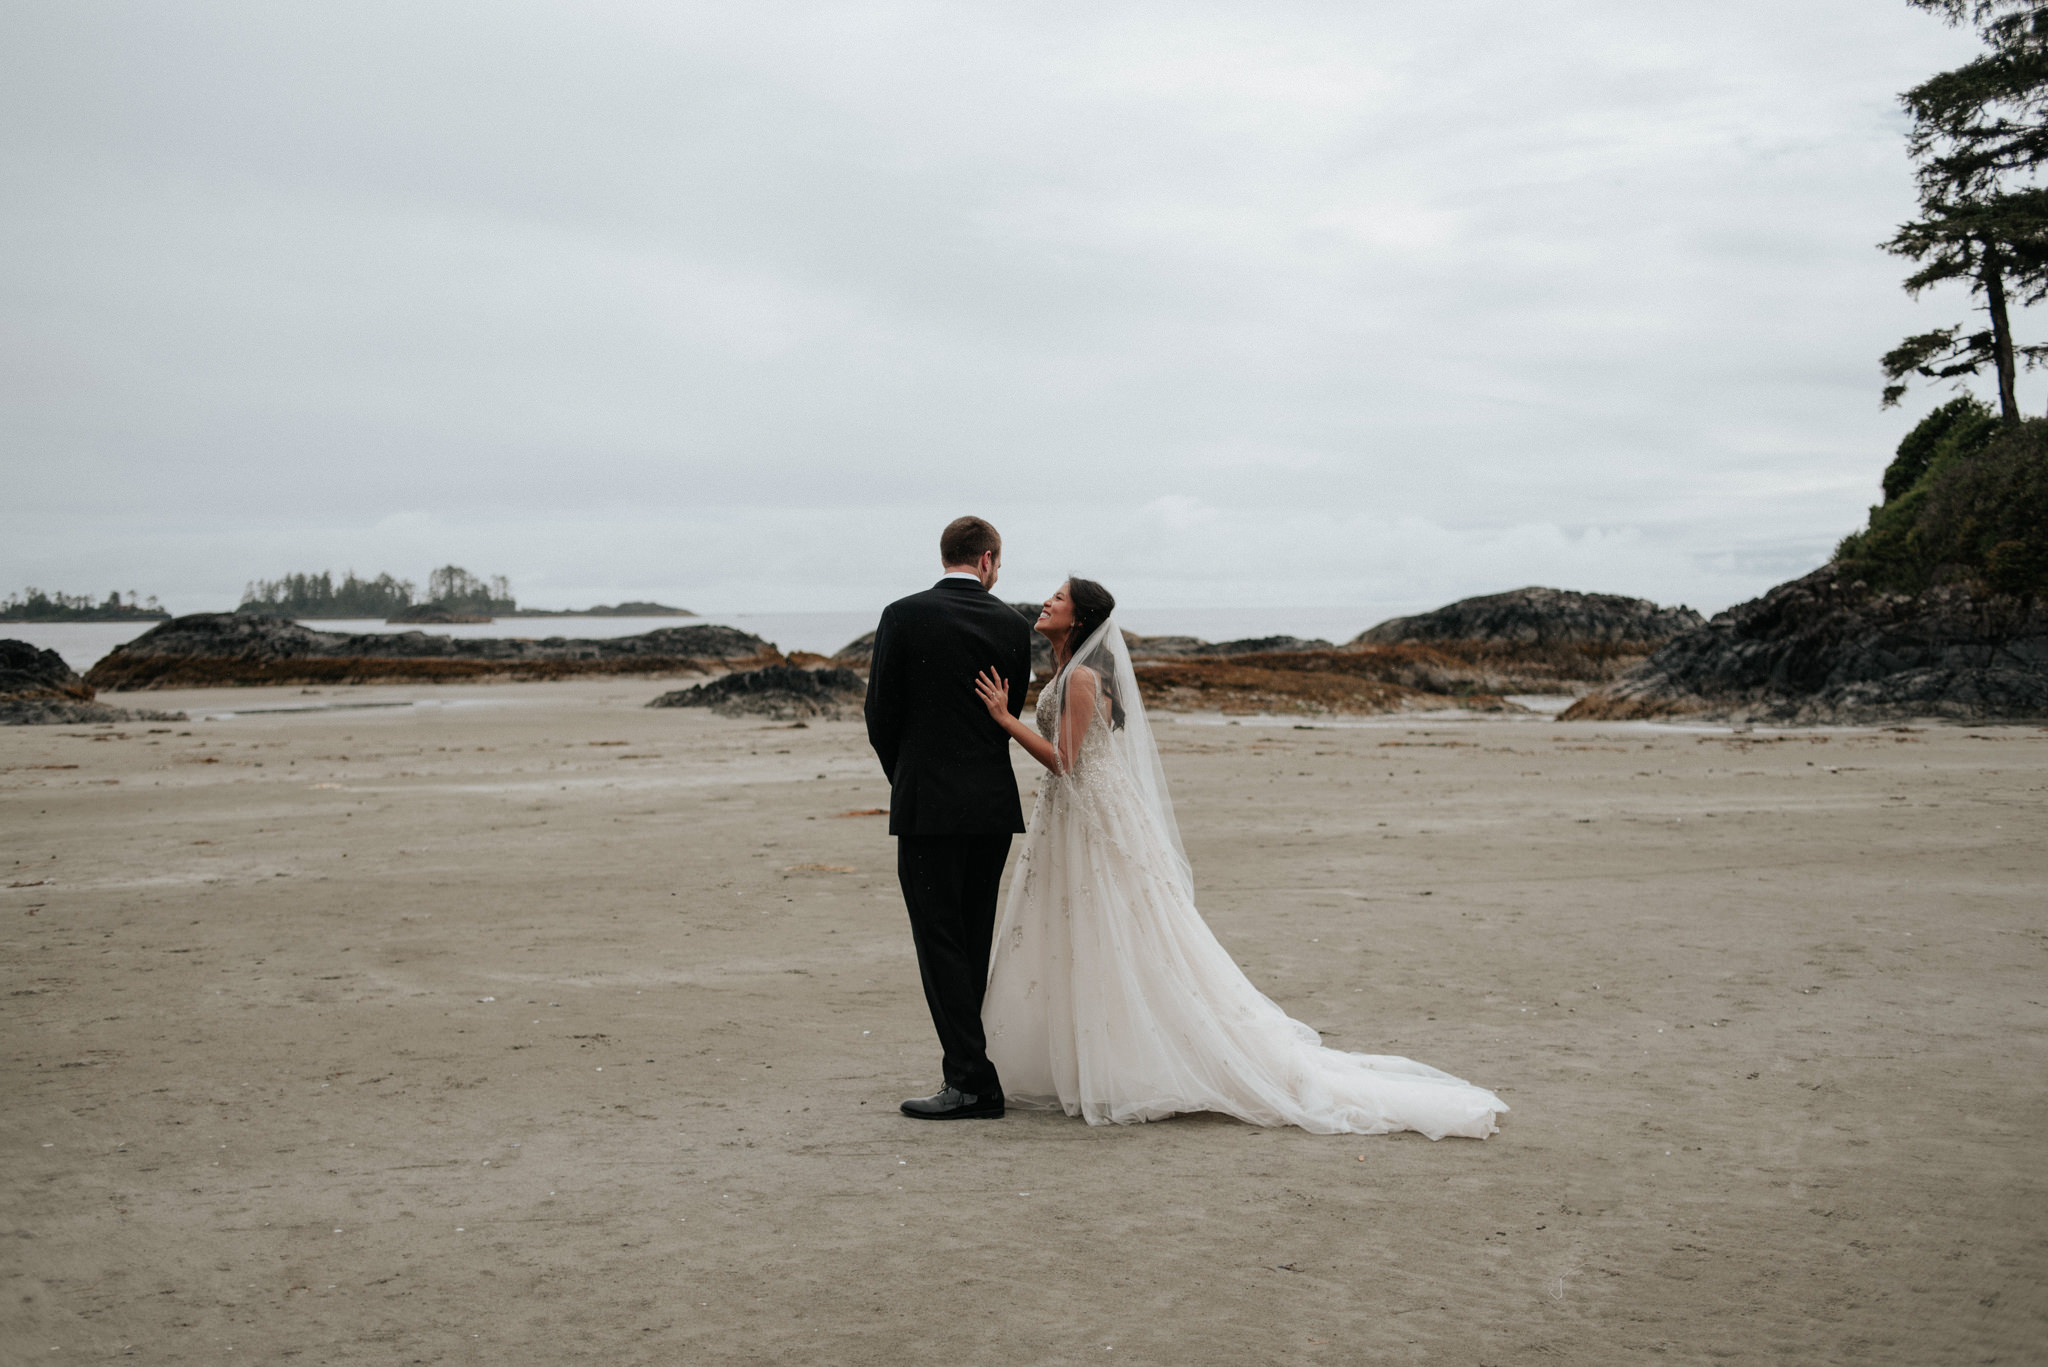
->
xmin=864 ymin=516 xmax=1034 ymax=1120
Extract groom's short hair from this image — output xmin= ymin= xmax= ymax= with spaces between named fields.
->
xmin=940 ymin=516 xmax=1001 ymax=566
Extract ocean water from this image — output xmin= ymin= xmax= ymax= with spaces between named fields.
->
xmin=8 ymin=606 xmax=1389 ymax=673
xmin=7 ymin=622 xmax=168 ymax=673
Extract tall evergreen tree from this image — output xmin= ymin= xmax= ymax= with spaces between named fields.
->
xmin=1884 ymin=1 xmax=2048 ymax=416
xmin=1905 ymin=3 xmax=2048 ymax=186
xmin=1881 ymin=192 xmax=2048 ymax=417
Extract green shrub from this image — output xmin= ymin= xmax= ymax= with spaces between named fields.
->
xmin=1882 ymin=396 xmax=1999 ymax=502
xmin=1917 ymin=423 xmax=2048 ymax=591
xmin=1987 ymin=538 xmax=2048 ymax=594
xmin=1837 ymin=414 xmax=2048 ymax=596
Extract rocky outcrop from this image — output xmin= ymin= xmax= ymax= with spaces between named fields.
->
xmin=834 ymin=601 xmax=1054 ymax=678
xmin=1207 ymin=634 xmax=1333 ymax=656
xmin=2 ymin=640 xmax=93 ymax=701
xmin=1 ymin=696 xmax=183 ymax=725
xmin=1228 ymin=644 xmax=1632 ymax=695
xmin=1119 ymin=634 xmax=1206 ymax=658
xmin=1561 ymin=566 xmax=2048 ymax=724
xmin=648 ymin=665 xmax=867 ymax=721
xmin=1355 ymin=588 xmax=1704 ymax=647
xmin=512 ymin=602 xmax=695 ymax=617
xmin=833 ymin=615 xmax=1328 ymax=674
xmin=1112 ymin=589 xmax=1694 ymax=704
xmin=386 ymin=605 xmax=492 ymax=624
xmin=1123 ymin=633 xmax=1337 ymax=658
xmin=1 ymin=640 xmax=186 ymax=724
xmin=831 ymin=631 xmax=877 ymax=668
xmin=1121 ymin=636 xmax=1667 ymax=715
xmin=1327 ymin=587 xmax=1708 ymax=699
xmin=83 ymin=614 xmax=782 ymax=690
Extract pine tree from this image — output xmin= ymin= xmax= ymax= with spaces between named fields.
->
xmin=1881 ymin=191 xmax=2048 ymax=416
xmin=1884 ymin=2 xmax=2048 ymax=416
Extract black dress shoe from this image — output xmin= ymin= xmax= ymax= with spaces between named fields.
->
xmin=900 ymin=1085 xmax=1004 ymax=1120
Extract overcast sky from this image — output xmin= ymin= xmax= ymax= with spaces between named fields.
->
xmin=0 ymin=1 xmax=1997 ymax=621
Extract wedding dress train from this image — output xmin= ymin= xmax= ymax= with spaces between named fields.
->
xmin=981 ymin=619 xmax=1506 ymax=1139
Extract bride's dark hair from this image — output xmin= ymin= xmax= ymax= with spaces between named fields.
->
xmin=1064 ymin=576 xmax=1125 ymax=730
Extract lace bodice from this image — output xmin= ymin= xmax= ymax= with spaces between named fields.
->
xmin=1033 ymin=680 xmax=1057 ymax=735
xmin=1034 ymin=676 xmax=1114 ymax=780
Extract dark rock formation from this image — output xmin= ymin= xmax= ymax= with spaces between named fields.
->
xmin=833 ymin=608 xmax=1328 ymax=679
xmin=1 ymin=696 xmax=182 ymax=724
xmin=386 ymin=605 xmax=493 ymax=624
xmin=648 ymin=665 xmax=867 ymax=720
xmin=1355 ymin=588 xmax=1704 ymax=647
xmin=1208 ymin=645 xmax=1632 ymax=697
xmin=2 ymin=640 xmax=92 ymax=701
xmin=1202 ymin=635 xmax=1335 ymax=656
xmin=511 ymin=602 xmax=696 ymax=617
xmin=1 ymin=639 xmax=186 ymax=725
xmin=1122 ymin=632 xmax=1336 ymax=659
xmin=834 ymin=600 xmax=1054 ymax=678
xmin=84 ymin=614 xmax=781 ymax=690
xmin=831 ymin=630 xmax=877 ymax=667
xmin=1562 ymin=566 xmax=2048 ymax=723
xmin=1120 ymin=634 xmax=1208 ymax=659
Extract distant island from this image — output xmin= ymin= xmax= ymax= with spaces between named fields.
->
xmin=236 ymin=566 xmax=693 ymax=622
xmin=239 ymin=565 xmax=513 ymax=618
xmin=507 ymin=602 xmax=696 ymax=617
xmin=0 ymin=588 xmax=170 ymax=623
xmin=240 ymin=569 xmax=434 ymax=617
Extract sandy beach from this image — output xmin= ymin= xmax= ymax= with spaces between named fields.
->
xmin=3 ymin=678 xmax=2044 ymax=1364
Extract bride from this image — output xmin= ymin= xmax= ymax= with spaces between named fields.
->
xmin=971 ymin=578 xmax=1506 ymax=1139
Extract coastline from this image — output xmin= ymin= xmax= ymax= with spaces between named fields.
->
xmin=4 ymin=607 xmax=1408 ymax=675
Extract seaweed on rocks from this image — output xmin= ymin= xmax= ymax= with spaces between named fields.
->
xmin=1114 ymin=591 xmax=1693 ymax=712
xmin=83 ymin=614 xmax=781 ymax=690
xmin=838 ymin=588 xmax=1696 ymax=714
xmin=1129 ymin=657 xmax=1521 ymax=716
xmin=648 ymin=666 xmax=867 ymax=720
xmin=1175 ymin=643 xmax=1644 ymax=697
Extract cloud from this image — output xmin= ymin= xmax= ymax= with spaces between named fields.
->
xmin=0 ymin=1 xmax=1991 ymax=617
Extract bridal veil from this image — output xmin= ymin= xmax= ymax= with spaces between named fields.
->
xmin=983 ymin=610 xmax=1507 ymax=1139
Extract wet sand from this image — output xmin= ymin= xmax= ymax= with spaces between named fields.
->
xmin=3 ymin=679 xmax=2045 ymax=1364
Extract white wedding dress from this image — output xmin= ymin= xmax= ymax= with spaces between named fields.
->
xmin=982 ymin=617 xmax=1506 ymax=1139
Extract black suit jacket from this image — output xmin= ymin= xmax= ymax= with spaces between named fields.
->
xmin=865 ymin=579 xmax=1034 ymax=836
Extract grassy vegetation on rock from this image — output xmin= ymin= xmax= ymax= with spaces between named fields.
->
xmin=1837 ymin=401 xmax=2048 ymax=598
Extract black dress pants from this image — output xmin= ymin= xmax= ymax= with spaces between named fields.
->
xmin=896 ymin=832 xmax=1012 ymax=1097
